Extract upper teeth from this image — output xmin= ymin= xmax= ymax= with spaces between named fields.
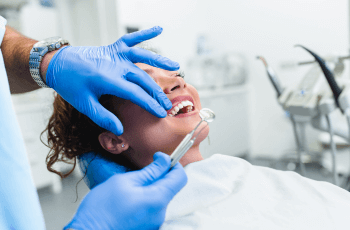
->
xmin=168 ymin=100 xmax=194 ymax=117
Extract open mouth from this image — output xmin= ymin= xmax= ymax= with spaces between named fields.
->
xmin=168 ymin=100 xmax=195 ymax=117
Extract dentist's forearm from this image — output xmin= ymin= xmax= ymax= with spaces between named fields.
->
xmin=2 ymin=26 xmax=40 ymax=94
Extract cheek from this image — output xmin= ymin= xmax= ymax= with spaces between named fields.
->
xmin=187 ymin=84 xmax=202 ymax=109
xmin=129 ymin=119 xmax=179 ymax=155
xmin=121 ymin=106 xmax=178 ymax=153
xmin=123 ymin=115 xmax=181 ymax=168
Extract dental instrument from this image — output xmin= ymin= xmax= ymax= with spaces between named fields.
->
xmin=295 ymin=45 xmax=343 ymax=108
xmin=170 ymin=108 xmax=215 ymax=167
xmin=257 ymin=56 xmax=306 ymax=176
xmin=256 ymin=56 xmax=284 ymax=97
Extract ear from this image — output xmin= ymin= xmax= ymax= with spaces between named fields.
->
xmin=98 ymin=132 xmax=129 ymax=154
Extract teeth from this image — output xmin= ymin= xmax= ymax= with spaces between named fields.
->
xmin=168 ymin=100 xmax=194 ymax=117
xmin=182 ymin=101 xmax=190 ymax=107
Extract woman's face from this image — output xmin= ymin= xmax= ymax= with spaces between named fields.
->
xmin=103 ymin=63 xmax=208 ymax=168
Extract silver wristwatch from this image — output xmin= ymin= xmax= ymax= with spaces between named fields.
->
xmin=29 ymin=36 xmax=70 ymax=88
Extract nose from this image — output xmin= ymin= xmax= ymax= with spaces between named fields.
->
xmin=161 ymin=76 xmax=186 ymax=94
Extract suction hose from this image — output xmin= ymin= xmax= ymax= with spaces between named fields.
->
xmin=295 ymin=45 xmax=343 ymax=107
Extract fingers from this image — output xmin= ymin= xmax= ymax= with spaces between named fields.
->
xmin=89 ymin=97 xmax=124 ymax=136
xmin=129 ymin=152 xmax=171 ymax=186
xmin=120 ymin=26 xmax=163 ymax=47
xmin=129 ymin=47 xmax=180 ymax=71
xmin=150 ymin=162 xmax=188 ymax=198
xmin=105 ymin=80 xmax=168 ymax=118
xmin=126 ymin=67 xmax=172 ymax=110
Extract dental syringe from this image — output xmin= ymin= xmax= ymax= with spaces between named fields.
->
xmin=170 ymin=108 xmax=215 ymax=167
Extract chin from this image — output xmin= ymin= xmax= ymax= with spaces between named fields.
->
xmin=179 ymin=147 xmax=204 ymax=167
xmin=194 ymin=123 xmax=210 ymax=144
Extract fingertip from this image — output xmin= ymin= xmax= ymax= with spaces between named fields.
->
xmin=153 ymin=104 xmax=167 ymax=118
xmin=104 ymin=115 xmax=124 ymax=136
xmin=153 ymin=151 xmax=162 ymax=160
xmin=151 ymin=98 xmax=168 ymax=117
xmin=90 ymin=100 xmax=125 ymax=136
xmin=155 ymin=90 xmax=172 ymax=111
xmin=153 ymin=152 xmax=171 ymax=165
xmin=159 ymin=108 xmax=167 ymax=118
xmin=106 ymin=116 xmax=124 ymax=136
xmin=114 ymin=126 xmax=124 ymax=136
xmin=164 ymin=97 xmax=172 ymax=110
xmin=150 ymin=99 xmax=167 ymax=117
xmin=163 ymin=59 xmax=180 ymax=71
xmin=153 ymin=26 xmax=163 ymax=34
xmin=172 ymin=62 xmax=180 ymax=70
xmin=134 ymin=152 xmax=171 ymax=185
xmin=159 ymin=59 xmax=181 ymax=71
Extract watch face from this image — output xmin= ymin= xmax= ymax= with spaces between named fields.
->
xmin=33 ymin=40 xmax=49 ymax=48
xmin=33 ymin=36 xmax=62 ymax=48
xmin=45 ymin=36 xmax=62 ymax=45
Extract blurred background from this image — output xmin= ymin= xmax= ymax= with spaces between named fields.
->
xmin=3 ymin=0 xmax=350 ymax=228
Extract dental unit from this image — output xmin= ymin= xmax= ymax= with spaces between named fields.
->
xmin=170 ymin=108 xmax=215 ymax=167
xmin=258 ymin=47 xmax=350 ymax=189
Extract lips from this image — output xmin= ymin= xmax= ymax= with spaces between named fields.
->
xmin=167 ymin=95 xmax=196 ymax=117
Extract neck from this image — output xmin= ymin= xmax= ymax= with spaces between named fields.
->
xmin=179 ymin=145 xmax=203 ymax=167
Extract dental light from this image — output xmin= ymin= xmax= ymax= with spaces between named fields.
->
xmin=170 ymin=108 xmax=215 ymax=167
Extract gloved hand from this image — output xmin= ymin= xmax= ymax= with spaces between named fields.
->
xmin=46 ymin=26 xmax=179 ymax=135
xmin=78 ymin=151 xmax=130 ymax=190
xmin=64 ymin=152 xmax=187 ymax=230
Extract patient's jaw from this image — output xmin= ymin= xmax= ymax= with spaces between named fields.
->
xmin=98 ymin=63 xmax=208 ymax=169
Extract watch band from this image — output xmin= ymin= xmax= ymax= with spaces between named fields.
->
xmin=29 ymin=37 xmax=70 ymax=88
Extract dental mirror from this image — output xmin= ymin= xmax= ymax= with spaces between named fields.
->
xmin=170 ymin=108 xmax=215 ymax=167
xmin=199 ymin=108 xmax=215 ymax=123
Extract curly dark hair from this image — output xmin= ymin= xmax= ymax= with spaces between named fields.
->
xmin=41 ymin=93 xmax=132 ymax=178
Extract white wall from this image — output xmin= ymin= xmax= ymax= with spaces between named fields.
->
xmin=19 ymin=0 xmax=58 ymax=40
xmin=118 ymin=0 xmax=349 ymax=158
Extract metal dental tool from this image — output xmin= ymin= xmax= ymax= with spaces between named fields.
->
xmin=170 ymin=108 xmax=215 ymax=167
xmin=256 ymin=56 xmax=284 ymax=97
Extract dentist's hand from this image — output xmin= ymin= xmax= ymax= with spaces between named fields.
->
xmin=45 ymin=26 xmax=178 ymax=136
xmin=64 ymin=152 xmax=187 ymax=230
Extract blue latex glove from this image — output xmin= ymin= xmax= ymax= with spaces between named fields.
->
xmin=78 ymin=151 xmax=131 ymax=190
xmin=64 ymin=152 xmax=187 ymax=230
xmin=46 ymin=26 xmax=179 ymax=135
